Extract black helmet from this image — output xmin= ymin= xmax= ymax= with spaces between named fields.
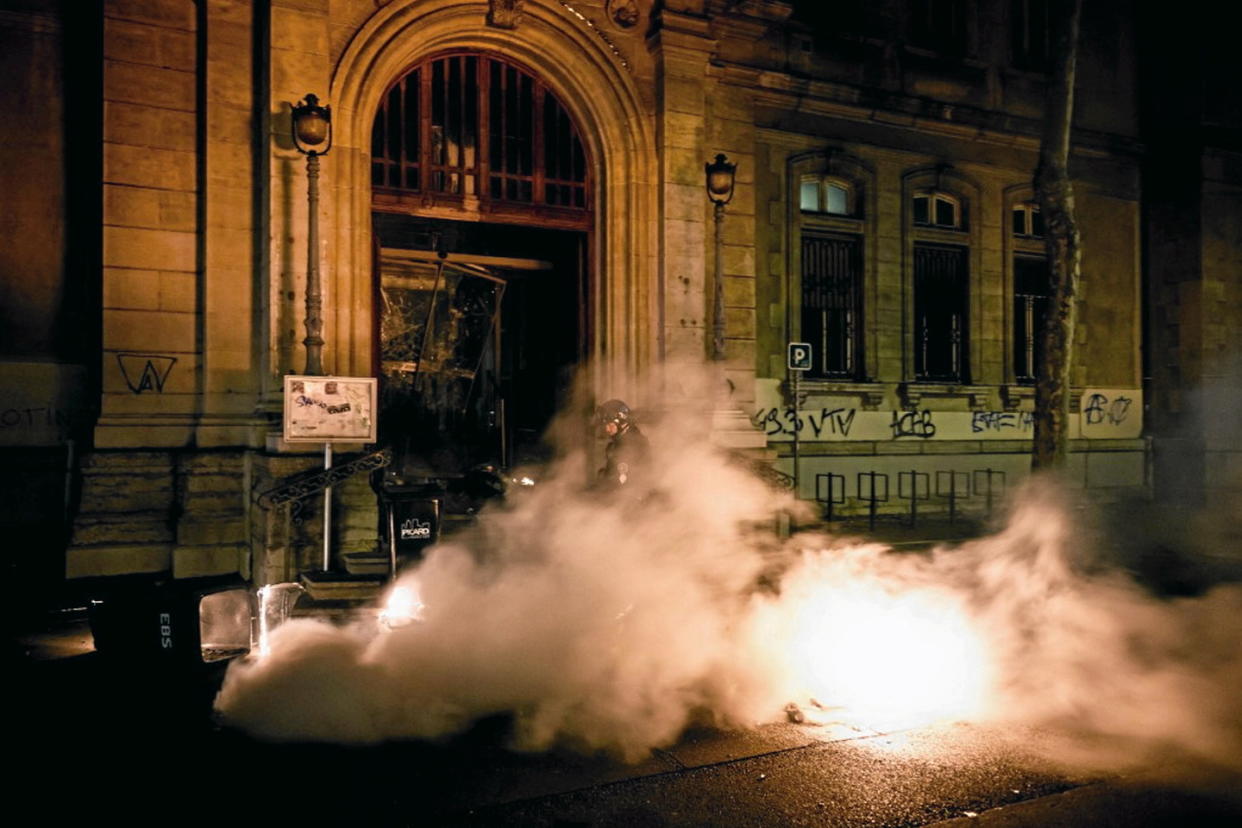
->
xmin=595 ymin=399 xmax=632 ymax=427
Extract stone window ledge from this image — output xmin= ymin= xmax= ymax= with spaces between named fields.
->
xmin=794 ymin=380 xmax=886 ymax=410
xmin=996 ymin=385 xmax=1091 ymax=413
xmin=1001 ymin=383 xmax=1035 ymax=410
xmin=899 ymin=382 xmax=990 ymax=410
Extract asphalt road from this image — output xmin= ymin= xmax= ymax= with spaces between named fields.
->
xmin=10 ymin=622 xmax=1242 ymax=827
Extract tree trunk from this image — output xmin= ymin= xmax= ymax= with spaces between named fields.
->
xmin=1031 ymin=0 xmax=1083 ymax=471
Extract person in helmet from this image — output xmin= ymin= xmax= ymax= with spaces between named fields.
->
xmin=594 ymin=398 xmax=650 ymax=492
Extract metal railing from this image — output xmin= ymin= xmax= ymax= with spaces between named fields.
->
xmin=257 ymin=447 xmax=392 ymax=523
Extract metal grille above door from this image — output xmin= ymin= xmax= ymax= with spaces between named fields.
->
xmin=371 ymin=53 xmax=590 ymax=229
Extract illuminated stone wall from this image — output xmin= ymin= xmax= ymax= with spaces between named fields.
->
xmin=34 ymin=0 xmax=1218 ymax=579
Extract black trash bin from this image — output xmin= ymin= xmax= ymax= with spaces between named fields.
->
xmin=88 ymin=574 xmax=254 ymax=668
xmin=382 ymin=488 xmax=441 ymax=569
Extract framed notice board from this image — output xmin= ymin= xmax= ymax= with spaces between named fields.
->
xmin=282 ymin=375 xmax=378 ymax=443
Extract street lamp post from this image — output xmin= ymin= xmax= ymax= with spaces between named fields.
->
xmin=291 ymin=93 xmax=333 ymax=376
xmin=705 ymin=153 xmax=736 ymax=362
xmin=292 ymin=94 xmax=335 ymax=573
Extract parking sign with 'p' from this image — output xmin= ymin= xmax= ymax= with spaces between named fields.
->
xmin=788 ymin=342 xmax=812 ymax=371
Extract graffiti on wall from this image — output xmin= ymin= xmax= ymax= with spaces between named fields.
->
xmin=0 ymin=406 xmax=73 ymax=430
xmin=117 ymin=353 xmax=177 ymax=394
xmin=749 ymin=380 xmax=1143 ymax=442
xmin=0 ymin=362 xmax=86 ymax=446
xmin=970 ymin=411 xmax=1035 ymax=433
xmin=1079 ymin=389 xmax=1141 ymax=438
xmin=1083 ymin=392 xmax=1133 ymax=427
xmin=752 ymin=406 xmax=857 ymax=438
xmin=890 ymin=409 xmax=936 ymax=439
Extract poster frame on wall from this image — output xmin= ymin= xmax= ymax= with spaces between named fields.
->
xmin=282 ymin=375 xmax=378 ymax=444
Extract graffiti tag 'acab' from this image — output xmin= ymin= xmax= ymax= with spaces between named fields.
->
xmin=890 ymin=409 xmax=936 ymax=439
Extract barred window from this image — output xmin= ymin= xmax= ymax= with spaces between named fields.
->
xmin=1013 ymin=256 xmax=1051 ymax=384
xmin=914 ymin=243 xmax=969 ymax=382
xmin=802 ymin=233 xmax=863 ymax=379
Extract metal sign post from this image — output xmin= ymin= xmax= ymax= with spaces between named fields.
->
xmin=322 ymin=443 xmax=333 ymax=571
xmin=787 ymin=342 xmax=812 ymax=498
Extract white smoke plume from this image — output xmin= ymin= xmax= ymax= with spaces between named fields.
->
xmin=216 ymin=368 xmax=1242 ymax=770
xmin=218 ymin=368 xmax=803 ymax=759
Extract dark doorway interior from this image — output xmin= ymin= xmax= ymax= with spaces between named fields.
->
xmin=373 ymin=214 xmax=586 ymax=482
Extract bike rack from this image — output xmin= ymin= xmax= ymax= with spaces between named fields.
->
xmin=815 ymin=472 xmax=846 ymax=522
xmin=935 ymin=470 xmax=971 ymax=524
xmin=857 ymin=471 xmax=890 ymax=531
xmin=898 ymin=469 xmax=931 ymax=528
xmin=972 ymin=468 xmax=1007 ymax=518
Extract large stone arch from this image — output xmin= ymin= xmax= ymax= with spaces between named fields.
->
xmin=326 ymin=0 xmax=657 ymax=401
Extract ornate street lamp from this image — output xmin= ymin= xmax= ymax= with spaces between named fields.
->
xmin=705 ymin=153 xmax=736 ymax=362
xmin=292 ymin=93 xmax=333 ymax=375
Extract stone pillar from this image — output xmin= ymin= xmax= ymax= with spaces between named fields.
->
xmin=647 ymin=8 xmax=713 ymax=374
xmin=200 ymin=0 xmax=263 ymax=448
xmin=71 ymin=1 xmax=258 ymax=579
xmin=97 ymin=0 xmax=199 ymax=448
xmin=647 ymin=4 xmax=767 ymax=451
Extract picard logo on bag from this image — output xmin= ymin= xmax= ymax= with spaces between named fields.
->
xmin=400 ymin=518 xmax=432 ymax=539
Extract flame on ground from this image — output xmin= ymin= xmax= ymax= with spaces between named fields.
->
xmin=378 ymin=582 xmax=425 ymax=629
xmin=746 ymin=546 xmax=995 ymax=731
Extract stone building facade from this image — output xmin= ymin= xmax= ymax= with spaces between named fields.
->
xmin=2 ymin=0 xmax=1238 ymax=593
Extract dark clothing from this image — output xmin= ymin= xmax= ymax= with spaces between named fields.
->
xmin=597 ymin=424 xmax=650 ymax=492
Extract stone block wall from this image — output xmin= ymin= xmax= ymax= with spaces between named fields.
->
xmin=98 ymin=0 xmax=200 ymax=448
xmin=247 ymin=450 xmax=380 ymax=587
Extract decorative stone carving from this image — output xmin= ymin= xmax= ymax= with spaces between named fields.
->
xmin=606 ymin=0 xmax=640 ymax=30
xmin=488 ymin=0 xmax=524 ymax=29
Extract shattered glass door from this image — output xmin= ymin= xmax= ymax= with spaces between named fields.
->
xmin=379 ymin=252 xmax=506 ymax=477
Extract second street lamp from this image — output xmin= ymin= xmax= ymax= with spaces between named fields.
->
xmin=292 ymin=93 xmax=333 ymax=376
xmin=705 ymin=153 xmax=736 ymax=362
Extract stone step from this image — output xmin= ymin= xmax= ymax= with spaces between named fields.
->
xmin=341 ymin=550 xmax=392 ymax=576
xmin=299 ymin=569 xmax=384 ymax=602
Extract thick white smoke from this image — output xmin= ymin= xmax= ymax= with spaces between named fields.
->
xmin=216 ymin=370 xmax=1242 ymax=770
xmin=217 ymin=374 xmax=802 ymax=760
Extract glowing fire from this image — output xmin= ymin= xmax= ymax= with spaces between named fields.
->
xmin=378 ymin=582 xmax=425 ymax=629
xmin=762 ymin=551 xmax=994 ymax=731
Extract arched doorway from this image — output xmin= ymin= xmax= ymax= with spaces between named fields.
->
xmin=369 ymin=52 xmax=592 ymax=485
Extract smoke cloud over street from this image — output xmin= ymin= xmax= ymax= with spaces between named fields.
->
xmin=216 ymin=372 xmax=1242 ymax=770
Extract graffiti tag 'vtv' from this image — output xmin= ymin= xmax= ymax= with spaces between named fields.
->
xmin=751 ymin=407 xmax=857 ymax=438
